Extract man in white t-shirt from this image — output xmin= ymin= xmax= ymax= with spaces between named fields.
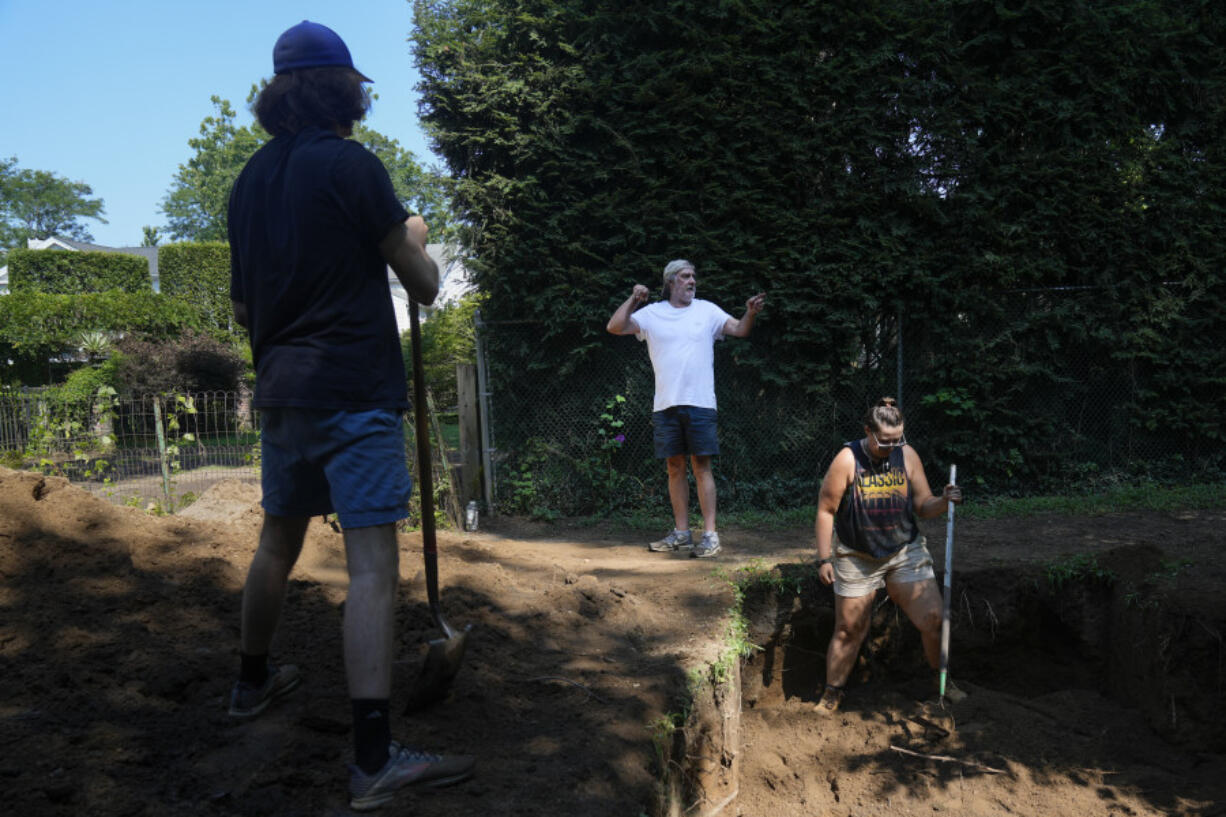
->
xmin=607 ymin=259 xmax=765 ymax=558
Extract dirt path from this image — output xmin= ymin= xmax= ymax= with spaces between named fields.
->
xmin=1 ymin=468 xmax=1223 ymax=816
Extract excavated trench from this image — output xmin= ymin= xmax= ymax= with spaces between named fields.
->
xmin=658 ymin=545 xmax=1226 ymax=817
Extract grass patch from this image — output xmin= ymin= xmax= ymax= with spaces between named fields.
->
xmin=1043 ymin=552 xmax=1115 ymax=590
xmin=958 ymin=480 xmax=1226 ymax=520
xmin=508 ymin=479 xmax=1225 ymax=532
xmin=648 ymin=711 xmax=685 ymax=771
xmin=438 ymin=415 xmax=461 ymax=451
xmin=688 ymin=559 xmax=821 ymax=693
xmin=592 ymin=480 xmax=1225 ymax=530
xmin=595 ymin=504 xmax=816 ymax=533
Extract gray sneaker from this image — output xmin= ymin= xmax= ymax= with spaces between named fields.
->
xmin=349 ymin=741 xmax=475 ymax=811
xmin=648 ymin=529 xmax=693 ymax=552
xmin=227 ymin=663 xmax=301 ymax=719
xmin=691 ymin=531 xmax=721 ymax=558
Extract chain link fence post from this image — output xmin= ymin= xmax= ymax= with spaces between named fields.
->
xmin=474 ymin=309 xmax=497 ymax=516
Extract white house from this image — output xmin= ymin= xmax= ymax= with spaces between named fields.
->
xmin=388 ymin=243 xmax=476 ymax=334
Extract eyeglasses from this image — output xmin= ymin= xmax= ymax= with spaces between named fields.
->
xmin=870 ymin=430 xmax=907 ymax=449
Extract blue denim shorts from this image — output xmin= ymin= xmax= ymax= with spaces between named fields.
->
xmin=259 ymin=407 xmax=412 ymax=529
xmin=652 ymin=405 xmax=719 ymax=458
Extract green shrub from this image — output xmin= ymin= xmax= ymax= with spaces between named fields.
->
xmin=401 ymin=292 xmax=484 ymax=409
xmin=0 ymin=291 xmax=206 ymax=386
xmin=158 ymin=243 xmax=231 ymax=330
xmin=37 ymin=366 xmax=122 ymax=444
xmin=60 ymin=363 xmax=115 ymax=404
xmin=7 ymin=249 xmax=151 ymax=294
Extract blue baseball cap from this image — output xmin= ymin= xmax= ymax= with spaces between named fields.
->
xmin=273 ymin=20 xmax=373 ymax=82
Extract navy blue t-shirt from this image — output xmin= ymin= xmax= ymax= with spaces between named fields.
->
xmin=228 ymin=126 xmax=410 ymax=410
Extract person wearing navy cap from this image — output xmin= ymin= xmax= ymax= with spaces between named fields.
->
xmin=272 ymin=19 xmax=374 ymax=80
xmin=227 ymin=20 xmax=474 ymax=811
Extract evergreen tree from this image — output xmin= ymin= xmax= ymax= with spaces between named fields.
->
xmin=414 ymin=0 xmax=1226 ymax=490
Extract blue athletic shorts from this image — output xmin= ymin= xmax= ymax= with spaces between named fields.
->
xmin=259 ymin=407 xmax=412 ymax=529
xmin=652 ymin=405 xmax=719 ymax=458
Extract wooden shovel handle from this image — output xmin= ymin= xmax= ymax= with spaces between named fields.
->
xmin=409 ymin=300 xmax=441 ymax=612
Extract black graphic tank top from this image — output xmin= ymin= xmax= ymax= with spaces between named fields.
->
xmin=833 ymin=440 xmax=918 ymax=558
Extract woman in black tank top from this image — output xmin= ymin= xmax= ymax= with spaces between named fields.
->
xmin=833 ymin=438 xmax=920 ymax=559
xmin=811 ymin=398 xmax=963 ymax=714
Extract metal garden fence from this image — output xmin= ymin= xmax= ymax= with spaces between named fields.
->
xmin=1 ymin=283 xmax=1213 ymax=521
xmin=474 ymin=286 xmax=1213 ymax=518
xmin=473 ymin=322 xmax=895 ymax=519
xmin=0 ymin=388 xmax=458 ymax=522
xmin=0 ymin=389 xmax=261 ymax=511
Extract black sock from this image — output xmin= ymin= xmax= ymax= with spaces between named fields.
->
xmin=353 ymin=699 xmax=391 ymax=775
xmin=239 ymin=653 xmax=269 ymax=686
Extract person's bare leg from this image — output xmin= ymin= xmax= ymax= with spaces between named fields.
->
xmin=666 ymin=454 xmax=690 ymax=531
xmin=824 ymin=592 xmax=875 ymax=688
xmin=691 ymin=454 xmax=716 ymax=533
xmin=887 ymin=578 xmax=943 ymax=670
xmin=241 ymin=513 xmax=309 ymax=654
xmin=342 ymin=523 xmax=400 ymax=699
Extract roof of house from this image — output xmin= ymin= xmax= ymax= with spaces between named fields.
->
xmin=32 ymin=236 xmax=158 ymax=269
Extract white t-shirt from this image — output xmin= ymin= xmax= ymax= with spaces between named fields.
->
xmin=632 ymin=299 xmax=732 ymax=411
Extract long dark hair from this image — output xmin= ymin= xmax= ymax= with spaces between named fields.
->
xmin=254 ymin=67 xmax=371 ymax=137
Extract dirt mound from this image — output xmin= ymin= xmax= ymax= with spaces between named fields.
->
xmin=1 ymin=463 xmax=1223 ymax=816
xmin=176 ymin=479 xmax=263 ymax=525
xmin=0 ymin=467 xmax=739 ymax=816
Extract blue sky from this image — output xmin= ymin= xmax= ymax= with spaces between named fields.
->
xmin=0 ymin=0 xmax=434 ymax=248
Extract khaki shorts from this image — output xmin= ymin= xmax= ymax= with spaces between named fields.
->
xmin=833 ymin=537 xmax=935 ymax=598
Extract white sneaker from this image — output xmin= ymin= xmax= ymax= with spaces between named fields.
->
xmin=690 ymin=531 xmax=721 ymax=558
xmin=648 ymin=529 xmax=693 ymax=552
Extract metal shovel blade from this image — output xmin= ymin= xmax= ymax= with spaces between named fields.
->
xmin=404 ymin=621 xmax=472 ymax=713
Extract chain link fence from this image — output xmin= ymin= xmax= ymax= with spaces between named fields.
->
xmin=0 ymin=389 xmax=262 ymax=511
xmin=0 ymin=389 xmax=462 ymax=525
xmin=2 ymin=284 xmax=1215 ymax=521
xmin=476 ymin=322 xmax=902 ymax=519
xmin=476 ymin=287 xmax=1218 ymax=518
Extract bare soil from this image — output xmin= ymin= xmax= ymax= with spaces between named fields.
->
xmin=1 ymin=467 xmax=1223 ymax=816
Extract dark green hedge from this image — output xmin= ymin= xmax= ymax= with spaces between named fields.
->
xmin=158 ymin=242 xmax=231 ymax=330
xmin=415 ymin=0 xmax=1226 ymax=497
xmin=6 ymin=249 xmax=151 ymax=294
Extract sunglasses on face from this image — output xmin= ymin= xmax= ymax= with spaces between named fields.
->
xmin=870 ymin=430 xmax=907 ymax=449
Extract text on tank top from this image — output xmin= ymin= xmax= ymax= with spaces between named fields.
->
xmin=833 ymin=440 xmax=919 ymax=558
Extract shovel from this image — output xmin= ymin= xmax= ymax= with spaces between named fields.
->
xmin=404 ymin=298 xmax=471 ymax=713
xmin=939 ymin=464 xmax=956 ymax=702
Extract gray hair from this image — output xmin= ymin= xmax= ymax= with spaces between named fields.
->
xmin=661 ymin=259 xmax=694 ymax=298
